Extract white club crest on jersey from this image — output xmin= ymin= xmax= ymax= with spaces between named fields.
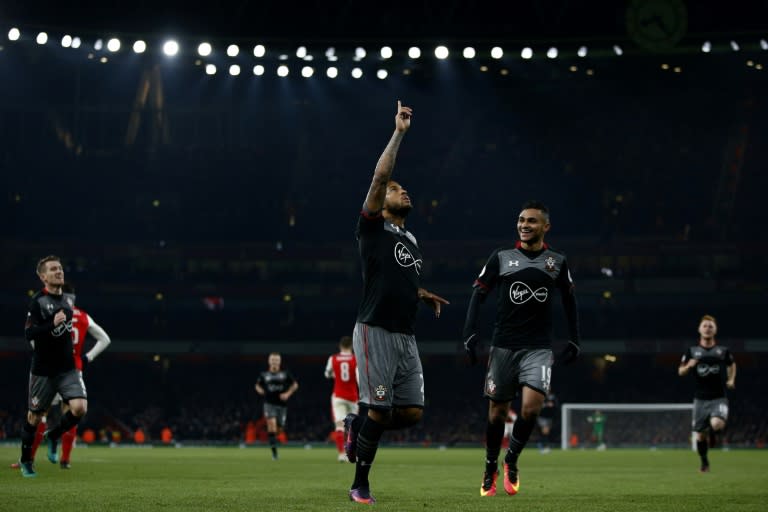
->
xmin=509 ymin=281 xmax=548 ymax=304
xmin=394 ymin=242 xmax=422 ymax=275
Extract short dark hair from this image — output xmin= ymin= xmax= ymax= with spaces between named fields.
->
xmin=521 ymin=200 xmax=549 ymax=215
xmin=339 ymin=336 xmax=353 ymax=349
xmin=36 ymin=255 xmax=61 ymax=275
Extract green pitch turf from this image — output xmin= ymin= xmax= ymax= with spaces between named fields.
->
xmin=1 ymin=445 xmax=766 ymax=511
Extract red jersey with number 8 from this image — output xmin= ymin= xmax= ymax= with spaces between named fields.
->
xmin=329 ymin=353 xmax=358 ymax=402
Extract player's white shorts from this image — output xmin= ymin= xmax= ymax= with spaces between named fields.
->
xmin=331 ymin=395 xmax=358 ymax=424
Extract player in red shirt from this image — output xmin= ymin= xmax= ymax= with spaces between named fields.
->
xmin=12 ymin=288 xmax=111 ymax=470
xmin=324 ymin=336 xmax=359 ymax=462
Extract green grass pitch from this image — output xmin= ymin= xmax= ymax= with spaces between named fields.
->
xmin=1 ymin=445 xmax=766 ymax=511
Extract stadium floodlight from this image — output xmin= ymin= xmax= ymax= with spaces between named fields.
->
xmin=296 ymin=46 xmax=307 ymax=58
xmin=205 ymin=64 xmax=216 ymax=75
xmin=490 ymin=47 xmax=503 ymax=59
xmin=547 ymin=47 xmax=558 ymax=59
xmin=8 ymin=28 xmax=20 ymax=41
xmin=71 ymin=37 xmax=82 ymax=49
xmin=229 ymin=64 xmax=240 ymax=76
xmin=434 ymin=45 xmax=449 ymax=59
xmin=303 ymin=55 xmax=314 ymax=61
xmin=561 ymin=403 xmax=694 ymax=450
xmin=61 ymin=35 xmax=73 ymax=48
xmin=326 ymin=66 xmax=338 ymax=78
xmin=301 ymin=66 xmax=314 ymax=77
xmin=408 ymin=46 xmax=421 ymax=59
xmin=463 ymin=47 xmax=476 ymax=59
xmin=701 ymin=41 xmax=712 ymax=53
xmin=253 ymin=64 xmax=265 ymax=76
xmin=521 ymin=47 xmax=533 ymax=59
xmin=94 ymin=38 xmax=103 ymax=51
xmin=277 ymin=64 xmax=289 ymax=77
xmin=577 ymin=46 xmax=588 ymax=57
xmin=354 ymin=47 xmax=366 ymax=60
xmin=380 ymin=46 xmax=393 ymax=59
xmin=132 ymin=40 xmax=146 ymax=53
xmin=761 ymin=39 xmax=768 ymax=51
xmin=107 ymin=38 xmax=120 ymax=52
xmin=351 ymin=67 xmax=363 ymax=78
xmin=613 ymin=45 xmax=623 ymax=56
xmin=253 ymin=44 xmax=266 ymax=57
xmin=198 ymin=42 xmax=212 ymax=56
xmin=377 ymin=69 xmax=388 ymax=79
xmin=163 ymin=40 xmax=179 ymax=56
xmin=36 ymin=32 xmax=48 ymax=45
xmin=730 ymin=40 xmax=740 ymax=51
xmin=325 ymin=47 xmax=335 ymax=59
xmin=227 ymin=44 xmax=239 ymax=57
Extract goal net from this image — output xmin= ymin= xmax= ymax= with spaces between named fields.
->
xmin=561 ymin=403 xmax=694 ymax=450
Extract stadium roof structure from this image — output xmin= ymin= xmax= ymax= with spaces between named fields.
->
xmin=2 ymin=0 xmax=766 ymax=42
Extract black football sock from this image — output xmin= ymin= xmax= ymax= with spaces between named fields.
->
xmin=696 ymin=439 xmax=709 ymax=464
xmin=21 ymin=421 xmax=37 ymax=462
xmin=351 ymin=416 xmax=385 ymax=490
xmin=485 ymin=419 xmax=505 ymax=474
xmin=505 ymin=416 xmax=535 ymax=466
xmin=352 ymin=413 xmax=365 ymax=434
xmin=46 ymin=411 xmax=81 ymax=441
xmin=268 ymin=433 xmax=278 ymax=457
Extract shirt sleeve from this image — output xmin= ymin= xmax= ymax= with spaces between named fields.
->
xmin=324 ymin=356 xmax=334 ymax=379
xmin=725 ymin=349 xmax=735 ymax=365
xmin=557 ymin=258 xmax=580 ymax=343
xmin=85 ymin=314 xmax=112 ymax=362
xmin=356 ymin=204 xmax=385 ymax=238
xmin=24 ymin=298 xmax=53 ymax=342
xmin=473 ymin=249 xmax=501 ymax=293
xmin=680 ymin=347 xmax=693 ymax=365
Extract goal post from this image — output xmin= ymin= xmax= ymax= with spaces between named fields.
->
xmin=561 ymin=403 xmax=694 ymax=450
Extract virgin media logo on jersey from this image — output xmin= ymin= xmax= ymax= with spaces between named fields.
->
xmin=509 ymin=282 xmax=548 ymax=304
xmin=51 ymin=320 xmax=73 ymax=337
xmin=394 ymin=242 xmax=422 ymax=274
xmin=696 ymin=364 xmax=720 ymax=377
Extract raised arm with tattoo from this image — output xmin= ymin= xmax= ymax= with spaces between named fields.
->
xmin=364 ymin=101 xmax=412 ymax=212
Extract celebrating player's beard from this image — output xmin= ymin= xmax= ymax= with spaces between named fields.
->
xmin=384 ymin=203 xmax=412 ymax=218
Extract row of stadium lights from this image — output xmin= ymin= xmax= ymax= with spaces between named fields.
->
xmin=5 ymin=26 xmax=612 ymax=59
xmin=6 ymin=27 xmax=768 ymax=77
